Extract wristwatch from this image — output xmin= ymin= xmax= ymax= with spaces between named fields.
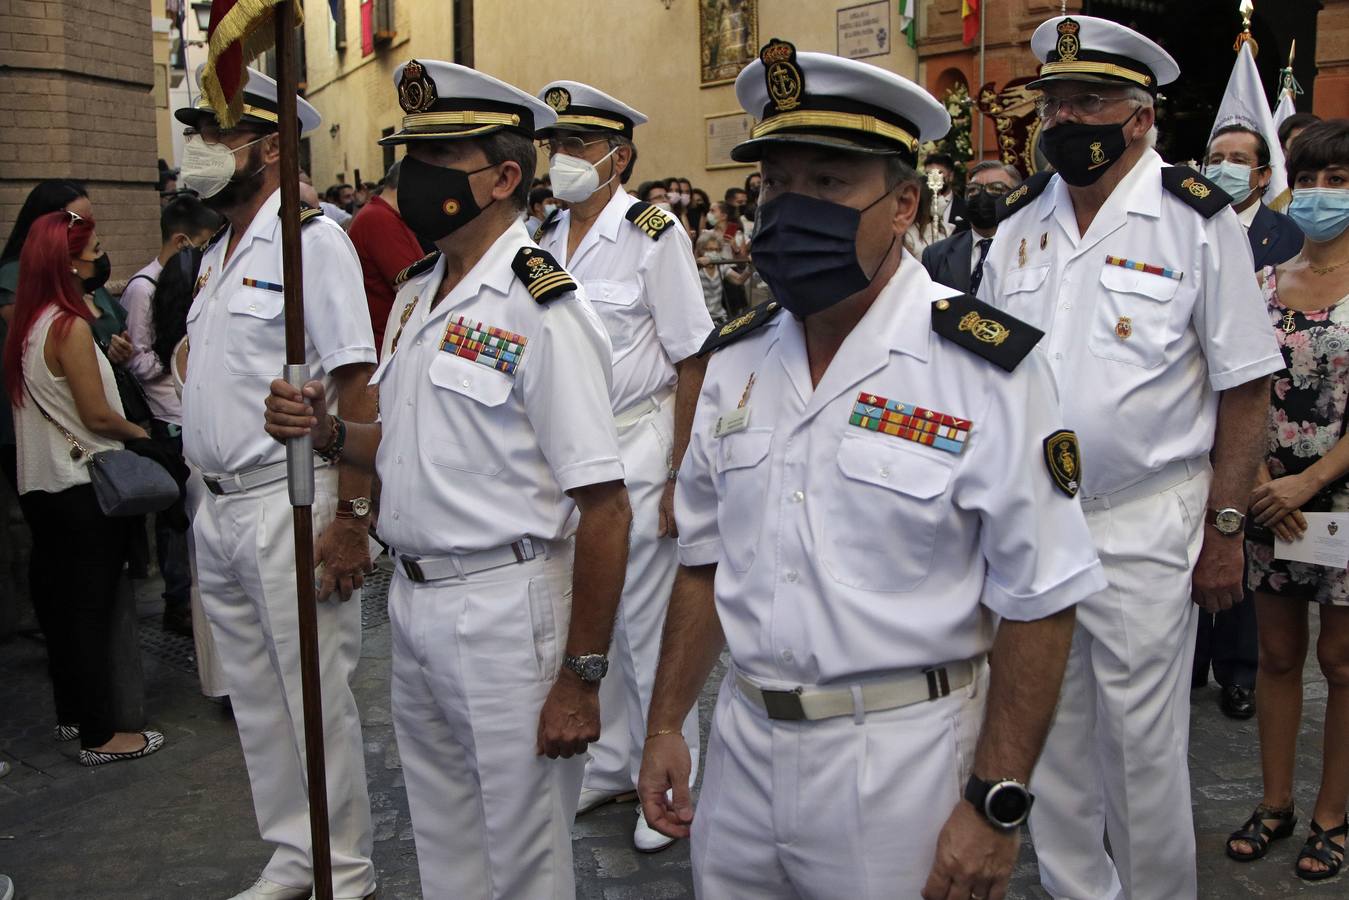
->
xmin=964 ymin=775 xmax=1034 ymax=831
xmin=562 ymin=653 xmax=609 ymax=683
xmin=1206 ymin=507 xmax=1245 ymax=536
xmin=336 ymin=497 xmax=372 ymax=519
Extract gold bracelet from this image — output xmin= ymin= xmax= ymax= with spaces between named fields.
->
xmin=646 ymin=728 xmax=681 ymax=739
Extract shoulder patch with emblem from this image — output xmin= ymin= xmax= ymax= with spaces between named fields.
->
xmin=395 ymin=251 xmax=441 ymax=286
xmin=931 ymin=294 xmax=1043 ymax=372
xmin=625 ymin=200 xmax=677 ymax=240
xmin=1043 ymin=429 xmax=1082 ymax=497
xmin=996 ymin=171 xmax=1053 ymax=223
xmin=1161 ymin=166 xmax=1231 ymax=219
xmin=697 ymin=300 xmax=783 ymax=357
xmin=512 ymin=247 xmax=577 ymax=304
xmin=532 ymin=208 xmax=561 ymax=242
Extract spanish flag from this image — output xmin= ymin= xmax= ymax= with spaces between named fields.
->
xmin=199 ymin=0 xmax=305 ymax=128
xmin=962 ymin=0 xmax=980 ymax=46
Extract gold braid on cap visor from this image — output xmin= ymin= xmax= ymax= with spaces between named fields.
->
xmin=1038 ymin=61 xmax=1153 ymax=87
xmin=196 ymin=101 xmax=279 ymax=123
xmin=554 ymin=114 xmax=628 ymax=132
xmin=750 ymin=110 xmax=918 ymax=153
xmin=399 ymin=110 xmax=523 ymax=135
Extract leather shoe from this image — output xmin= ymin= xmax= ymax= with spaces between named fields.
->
xmin=1221 ymin=684 xmax=1256 ymax=720
xmin=576 ymin=786 xmax=636 ymax=817
xmin=227 ymin=877 xmax=312 ymax=900
xmin=633 ymin=809 xmax=676 ymax=853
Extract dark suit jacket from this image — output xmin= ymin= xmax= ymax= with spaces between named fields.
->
xmin=921 ymin=229 xmax=975 ymax=294
xmin=1248 ymin=203 xmax=1303 ymax=270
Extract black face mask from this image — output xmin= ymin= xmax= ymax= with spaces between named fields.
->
xmin=965 ymin=189 xmax=1001 ymax=230
xmin=398 ymin=155 xmax=496 ymax=243
xmin=1039 ymin=107 xmax=1141 ymax=187
xmin=176 ymin=245 xmax=203 ymax=283
xmin=750 ymin=191 xmax=895 ymax=318
xmin=81 ymin=253 xmax=111 ymax=293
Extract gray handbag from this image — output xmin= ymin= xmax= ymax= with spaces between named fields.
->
xmin=26 ymin=387 xmax=179 ymax=517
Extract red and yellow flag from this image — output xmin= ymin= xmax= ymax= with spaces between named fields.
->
xmin=199 ymin=0 xmax=305 ymax=128
xmin=962 ymin=0 xmax=980 ymax=46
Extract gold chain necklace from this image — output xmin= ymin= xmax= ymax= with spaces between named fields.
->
xmin=1309 ymin=257 xmax=1349 ymax=276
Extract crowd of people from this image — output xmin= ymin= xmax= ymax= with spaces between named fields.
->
xmin=2 ymin=12 xmax=1349 ymax=900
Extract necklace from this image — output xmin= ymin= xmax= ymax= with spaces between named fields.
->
xmin=1309 ymin=257 xmax=1349 ymax=276
xmin=1282 ymin=309 xmax=1297 ymax=334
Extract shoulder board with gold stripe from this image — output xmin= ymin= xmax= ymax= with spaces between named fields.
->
xmin=697 ymin=299 xmax=783 ymax=357
xmin=1161 ymin=166 xmax=1231 ymax=219
xmin=532 ymin=208 xmax=561 ymax=242
xmin=625 ymin=200 xmax=676 ymax=240
xmin=996 ymin=171 xmax=1053 ymax=223
xmin=395 ymin=251 xmax=441 ymax=286
xmin=205 ymin=222 xmax=229 ymax=249
xmin=931 ymin=294 xmax=1042 ymax=373
xmin=299 ymin=205 xmax=324 ymax=227
xmin=512 ymin=247 xmax=576 ymax=304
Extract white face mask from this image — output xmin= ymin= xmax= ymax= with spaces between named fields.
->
xmin=669 ymin=191 xmax=687 ymax=206
xmin=705 ymin=212 xmax=719 ymax=227
xmin=549 ymin=145 xmax=619 ymax=203
xmin=179 ymin=134 xmax=266 ymax=199
xmin=654 ymin=201 xmax=673 ymax=212
xmin=542 ymin=202 xmax=558 ymax=218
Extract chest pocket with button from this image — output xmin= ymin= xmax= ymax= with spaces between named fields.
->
xmin=998 ymin=264 xmax=1051 ymax=328
xmin=223 ymin=286 xmax=286 ymax=375
xmin=1089 ymin=263 xmax=1183 ymax=369
xmin=584 ymin=279 xmax=643 ymax=360
xmin=821 ymin=436 xmax=955 ymax=591
xmin=714 ymin=427 xmax=773 ymax=574
xmin=424 ymin=352 xmax=514 ymax=476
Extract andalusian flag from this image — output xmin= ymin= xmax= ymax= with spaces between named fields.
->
xmin=199 ymin=0 xmax=305 ymax=128
xmin=962 ymin=0 xmax=979 ymax=46
xmin=899 ymin=0 xmax=917 ymax=49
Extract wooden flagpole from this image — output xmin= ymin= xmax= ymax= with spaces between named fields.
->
xmin=273 ymin=2 xmax=334 ymax=898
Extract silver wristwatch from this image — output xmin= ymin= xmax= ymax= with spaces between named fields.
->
xmin=1207 ymin=507 xmax=1245 ymax=536
xmin=562 ymin=653 xmax=609 ymax=683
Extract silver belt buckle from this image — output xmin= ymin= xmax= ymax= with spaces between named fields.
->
xmin=924 ymin=666 xmax=952 ymax=701
xmin=760 ymin=687 xmax=806 ymax=720
xmin=401 ymin=557 xmax=427 ymax=583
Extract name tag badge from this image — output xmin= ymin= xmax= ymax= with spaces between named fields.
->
xmin=714 ymin=406 xmax=750 ymax=438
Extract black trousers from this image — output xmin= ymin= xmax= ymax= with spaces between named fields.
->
xmin=18 ymin=483 xmax=131 ymax=748
xmin=1193 ymin=589 xmax=1259 ymax=690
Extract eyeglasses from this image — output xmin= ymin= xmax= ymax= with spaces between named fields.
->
xmin=1035 ymin=93 xmax=1138 ymax=121
xmin=964 ymin=183 xmax=1012 ymax=200
xmin=539 ymin=136 xmax=609 ymax=158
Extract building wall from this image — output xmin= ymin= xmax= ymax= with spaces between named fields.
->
xmin=1315 ymin=0 xmax=1349 ymax=117
xmin=0 ymin=0 xmax=162 ymax=281
xmin=302 ymin=0 xmax=920 ymax=200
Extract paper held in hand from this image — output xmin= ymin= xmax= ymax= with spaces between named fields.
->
xmin=1275 ymin=512 xmax=1349 ymax=570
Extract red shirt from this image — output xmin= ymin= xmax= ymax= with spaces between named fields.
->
xmin=347 ymin=195 xmax=425 ymax=354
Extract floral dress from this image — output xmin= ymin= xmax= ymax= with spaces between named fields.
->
xmin=1246 ymin=267 xmax=1349 ymax=605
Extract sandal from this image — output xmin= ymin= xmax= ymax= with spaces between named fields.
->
xmin=1226 ymin=804 xmax=1297 ymax=861
xmin=1295 ymin=817 xmax=1347 ymax=881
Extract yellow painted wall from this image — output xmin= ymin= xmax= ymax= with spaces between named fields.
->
xmin=303 ymin=1 xmax=920 ymax=197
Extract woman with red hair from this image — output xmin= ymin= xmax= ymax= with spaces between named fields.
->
xmin=3 ymin=211 xmax=165 ymax=767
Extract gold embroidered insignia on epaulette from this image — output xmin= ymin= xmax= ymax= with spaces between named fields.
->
xmin=299 ymin=206 xmax=324 ymax=226
xmin=1180 ymin=176 xmax=1211 ymax=199
xmin=958 ymin=311 xmax=1011 ymax=346
xmin=395 ymin=251 xmax=440 ymax=286
xmin=512 ymin=247 xmax=576 ymax=304
xmin=625 ymin=202 xmax=675 ymax=240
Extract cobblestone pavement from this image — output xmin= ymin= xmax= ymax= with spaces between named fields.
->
xmin=0 ymin=572 xmax=1343 ymax=899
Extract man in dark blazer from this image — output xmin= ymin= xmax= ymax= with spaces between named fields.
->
xmin=1194 ymin=124 xmax=1303 ymax=720
xmin=921 ymin=160 xmax=1020 ymax=293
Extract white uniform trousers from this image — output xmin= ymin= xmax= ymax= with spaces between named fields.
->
xmin=691 ymin=665 xmax=986 ymax=899
xmin=185 ymin=468 xmax=226 ymax=697
xmin=1030 ymin=467 xmax=1210 ymax=900
xmin=192 ymin=470 xmax=375 ymax=898
xmin=584 ymin=393 xmax=700 ymax=795
xmin=389 ymin=547 xmax=584 ymax=899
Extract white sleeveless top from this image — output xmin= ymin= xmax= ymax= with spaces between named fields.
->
xmin=13 ymin=306 xmax=124 ymax=494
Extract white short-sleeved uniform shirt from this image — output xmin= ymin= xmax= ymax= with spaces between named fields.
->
xmin=183 ymin=189 xmax=376 ymax=475
xmin=676 ymin=258 xmax=1107 ymax=685
xmin=978 ymin=150 xmax=1283 ymax=497
xmin=372 ymin=220 xmax=624 ymax=558
xmin=536 ymin=189 xmax=713 ymax=412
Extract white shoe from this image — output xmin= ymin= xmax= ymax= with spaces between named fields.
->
xmin=576 ymin=786 xmax=636 ymax=816
xmin=227 ymin=877 xmax=312 ymax=900
xmin=633 ymin=809 xmax=676 ymax=853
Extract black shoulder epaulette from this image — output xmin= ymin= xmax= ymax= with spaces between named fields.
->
xmin=996 ymin=171 xmax=1053 ymax=222
xmin=1161 ymin=166 xmax=1232 ymax=218
xmin=205 ymin=222 xmax=229 ymax=249
xmin=395 ymin=251 xmax=440 ymax=286
xmin=697 ymin=300 xmax=783 ymax=357
xmin=512 ymin=247 xmax=577 ymax=304
xmin=625 ymin=201 xmax=677 ymax=240
xmin=532 ymin=208 xmax=561 ymax=242
xmin=931 ymin=294 xmax=1042 ymax=373
xmin=299 ymin=204 xmax=324 ymax=227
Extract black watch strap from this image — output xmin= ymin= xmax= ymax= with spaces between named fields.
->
xmin=964 ymin=774 xmax=1034 ymax=831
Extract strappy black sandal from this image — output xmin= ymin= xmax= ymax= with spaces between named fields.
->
xmin=1226 ymin=804 xmax=1297 ymax=862
xmin=1295 ymin=817 xmax=1347 ymax=881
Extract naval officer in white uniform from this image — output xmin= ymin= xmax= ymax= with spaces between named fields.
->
xmin=637 ymin=40 xmax=1107 ymax=900
xmin=979 ymin=16 xmax=1283 ymax=900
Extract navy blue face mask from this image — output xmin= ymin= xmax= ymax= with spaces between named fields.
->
xmin=750 ymin=190 xmax=896 ymax=318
